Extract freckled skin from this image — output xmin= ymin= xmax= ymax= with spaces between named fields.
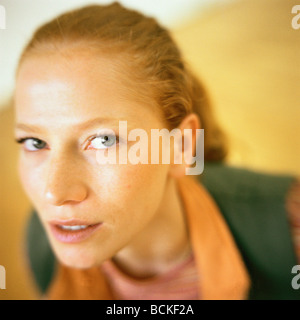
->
xmin=14 ymin=50 xmax=194 ymax=276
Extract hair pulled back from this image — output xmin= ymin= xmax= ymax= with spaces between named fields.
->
xmin=19 ymin=2 xmax=227 ymax=161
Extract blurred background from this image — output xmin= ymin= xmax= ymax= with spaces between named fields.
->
xmin=0 ymin=0 xmax=299 ymax=299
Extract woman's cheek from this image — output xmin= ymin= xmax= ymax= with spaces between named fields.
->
xmin=98 ymin=162 xmax=168 ymax=213
xmin=91 ymin=164 xmax=139 ymax=204
xmin=18 ymin=157 xmax=46 ymax=209
xmin=18 ymin=160 xmax=36 ymax=200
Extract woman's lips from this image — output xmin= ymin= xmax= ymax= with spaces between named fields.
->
xmin=49 ymin=219 xmax=102 ymax=244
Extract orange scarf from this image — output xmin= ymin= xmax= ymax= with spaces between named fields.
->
xmin=46 ymin=176 xmax=250 ymax=300
xmin=177 ymin=176 xmax=250 ymax=299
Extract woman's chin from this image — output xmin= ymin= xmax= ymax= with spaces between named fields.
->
xmin=54 ymin=246 xmax=102 ymax=269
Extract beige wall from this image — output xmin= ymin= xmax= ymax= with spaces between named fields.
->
xmin=0 ymin=0 xmax=299 ymax=299
xmin=173 ymin=0 xmax=300 ymax=175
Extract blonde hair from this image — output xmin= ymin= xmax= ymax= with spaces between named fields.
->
xmin=18 ymin=2 xmax=227 ymax=161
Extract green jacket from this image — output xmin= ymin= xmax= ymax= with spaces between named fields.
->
xmin=26 ymin=163 xmax=300 ymax=299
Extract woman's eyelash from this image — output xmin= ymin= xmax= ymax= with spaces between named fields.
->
xmin=88 ymin=133 xmax=119 ymax=142
xmin=87 ymin=134 xmax=119 ymax=150
xmin=15 ymin=137 xmax=37 ymax=144
xmin=15 ymin=137 xmax=48 ymax=152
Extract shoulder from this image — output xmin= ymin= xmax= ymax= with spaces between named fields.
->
xmin=198 ymin=162 xmax=299 ymax=299
xmin=199 ymin=163 xmax=297 ymax=240
xmin=200 ymin=162 xmax=295 ymax=200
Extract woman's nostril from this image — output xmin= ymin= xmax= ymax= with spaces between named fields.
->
xmin=45 ymin=184 xmax=88 ymax=206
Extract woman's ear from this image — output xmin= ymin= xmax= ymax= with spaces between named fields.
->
xmin=168 ymin=113 xmax=201 ymax=178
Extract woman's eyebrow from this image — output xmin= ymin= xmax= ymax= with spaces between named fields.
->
xmin=14 ymin=117 xmax=126 ymax=133
xmin=15 ymin=123 xmax=43 ymax=133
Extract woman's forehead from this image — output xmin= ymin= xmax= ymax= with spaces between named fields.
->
xmin=14 ymin=51 xmax=164 ymax=129
xmin=17 ymin=49 xmax=128 ymax=88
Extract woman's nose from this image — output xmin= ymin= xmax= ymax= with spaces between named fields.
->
xmin=44 ymin=156 xmax=88 ymax=206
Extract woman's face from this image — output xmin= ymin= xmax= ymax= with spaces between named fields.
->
xmin=14 ymin=50 xmax=172 ymax=268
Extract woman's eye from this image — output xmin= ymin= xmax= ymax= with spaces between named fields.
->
xmin=17 ymin=138 xmax=47 ymax=151
xmin=88 ymin=135 xmax=117 ymax=150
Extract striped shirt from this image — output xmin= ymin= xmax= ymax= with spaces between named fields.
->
xmin=287 ymin=179 xmax=300 ymax=263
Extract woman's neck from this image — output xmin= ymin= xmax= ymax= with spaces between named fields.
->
xmin=112 ymin=175 xmax=192 ymax=279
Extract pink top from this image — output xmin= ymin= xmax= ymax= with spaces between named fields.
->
xmin=101 ymin=253 xmax=199 ymax=300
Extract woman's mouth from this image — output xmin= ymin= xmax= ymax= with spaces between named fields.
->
xmin=59 ymin=225 xmax=90 ymax=231
xmin=49 ymin=220 xmax=102 ymax=244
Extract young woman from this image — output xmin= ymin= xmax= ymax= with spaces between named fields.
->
xmin=14 ymin=3 xmax=299 ymax=300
